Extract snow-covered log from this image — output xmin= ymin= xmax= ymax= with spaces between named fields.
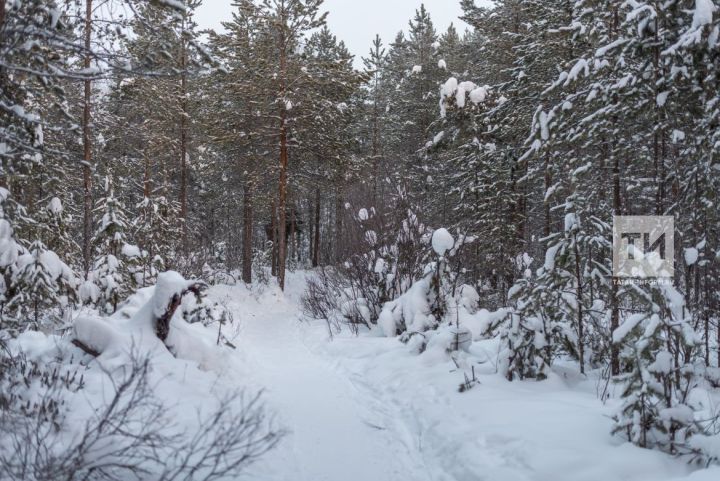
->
xmin=72 ymin=271 xmax=207 ymax=358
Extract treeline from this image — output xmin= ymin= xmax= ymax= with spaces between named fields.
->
xmin=1 ymin=0 xmax=364 ymax=322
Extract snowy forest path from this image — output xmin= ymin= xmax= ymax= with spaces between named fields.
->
xmin=210 ymin=281 xmax=434 ymax=481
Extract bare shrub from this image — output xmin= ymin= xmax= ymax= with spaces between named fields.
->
xmin=0 ymin=349 xmax=283 ymax=481
xmin=301 ymin=267 xmax=345 ymax=337
xmin=301 ymin=206 xmax=433 ymax=335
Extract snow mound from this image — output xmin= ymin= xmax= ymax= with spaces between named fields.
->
xmin=73 ymin=271 xmax=223 ymax=370
xmin=378 ymin=277 xmax=435 ymax=336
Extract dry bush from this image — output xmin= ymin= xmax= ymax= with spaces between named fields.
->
xmin=0 ymin=349 xmax=283 ymax=481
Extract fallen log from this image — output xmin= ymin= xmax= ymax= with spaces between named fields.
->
xmin=155 ymin=283 xmax=205 ymax=342
xmin=71 ymin=273 xmax=207 ymax=358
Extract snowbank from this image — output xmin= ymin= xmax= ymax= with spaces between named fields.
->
xmin=72 ymin=271 xmax=226 ymax=371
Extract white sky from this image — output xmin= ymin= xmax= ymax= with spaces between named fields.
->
xmin=194 ymin=0 xmax=478 ymax=67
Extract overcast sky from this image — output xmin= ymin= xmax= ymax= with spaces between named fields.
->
xmin=194 ymin=1 xmax=477 ymax=67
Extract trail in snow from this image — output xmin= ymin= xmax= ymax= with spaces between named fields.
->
xmin=210 ymin=279 xmax=431 ymax=481
xmin=209 ymin=275 xmax=720 ymax=481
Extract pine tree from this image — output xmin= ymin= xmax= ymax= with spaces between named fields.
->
xmin=0 ymin=0 xmax=80 ymax=188
xmin=88 ymin=176 xmax=136 ymax=313
xmin=207 ymin=0 xmax=360 ymax=289
xmin=612 ymin=283 xmax=704 ymax=457
xmin=8 ymin=240 xmax=75 ymax=328
xmin=0 ymin=188 xmax=23 ymax=323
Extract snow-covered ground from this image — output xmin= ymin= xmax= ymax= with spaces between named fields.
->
xmin=209 ymin=272 xmax=720 ymax=481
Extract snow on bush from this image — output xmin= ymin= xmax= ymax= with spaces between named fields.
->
xmin=378 ymin=276 xmax=435 ymax=336
xmin=0 ymin=271 xmax=281 ymax=480
xmin=302 ymin=206 xmax=433 ymax=333
xmin=72 ymin=271 xmax=232 ymax=370
xmin=1 ymin=192 xmax=78 ymax=330
xmin=431 ymin=228 xmax=454 ymax=256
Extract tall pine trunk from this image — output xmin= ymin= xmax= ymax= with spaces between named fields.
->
xmin=312 ymin=188 xmax=320 ymax=267
xmin=276 ymin=19 xmax=289 ymax=291
xmin=271 ymin=199 xmax=278 ymax=277
xmin=334 ymin=190 xmax=343 ymax=263
xmin=82 ymin=0 xmax=93 ymax=276
xmin=543 ymin=154 xmax=551 ymax=237
xmin=573 ymin=238 xmax=585 ymax=374
xmin=610 ymin=138 xmax=621 ymax=376
xmin=143 ymin=151 xmax=152 ymax=285
xmin=179 ymin=15 xmax=189 ymax=259
xmin=278 ymin=110 xmax=288 ymax=290
xmin=242 ymin=181 xmax=253 ymax=284
xmin=608 ymin=3 xmax=622 ymax=378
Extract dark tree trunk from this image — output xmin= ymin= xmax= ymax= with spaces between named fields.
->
xmin=289 ymin=204 xmax=297 ymax=263
xmin=242 ymin=181 xmax=253 ymax=284
xmin=271 ymin=199 xmax=278 ymax=277
xmin=574 ymin=238 xmax=584 ymax=375
xmin=334 ymin=190 xmax=343 ymax=263
xmin=278 ymin=115 xmax=288 ymax=290
xmin=82 ymin=0 xmax=93 ymax=276
xmin=0 ymin=0 xmax=5 ymax=31
xmin=179 ymin=15 xmax=189 ymax=259
xmin=543 ymin=154 xmax=551 ymax=237
xmin=276 ymin=22 xmax=289 ymax=291
xmin=313 ymin=189 xmax=320 ymax=267
xmin=611 ymin=141 xmax=621 ymax=376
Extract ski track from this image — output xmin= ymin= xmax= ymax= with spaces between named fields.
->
xmin=209 ymin=280 xmax=719 ymax=481
xmin=213 ymin=284 xmax=434 ymax=481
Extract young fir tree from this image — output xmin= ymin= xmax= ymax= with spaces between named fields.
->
xmin=0 ymin=188 xmax=24 ymax=324
xmin=37 ymin=197 xmax=77 ymax=260
xmin=87 ymin=176 xmax=137 ymax=314
xmin=360 ymin=35 xmax=388 ymax=209
xmin=8 ymin=240 xmax=76 ymax=329
xmin=299 ymin=26 xmax=364 ymax=264
xmin=611 ymin=283 xmax=704 ymax=457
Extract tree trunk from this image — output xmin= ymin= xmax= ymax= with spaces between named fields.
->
xmin=334 ymin=189 xmax=343 ymax=263
xmin=278 ymin=112 xmax=288 ymax=290
xmin=0 ymin=0 xmax=6 ymax=36
xmin=143 ymin=151 xmax=152 ymax=285
xmin=179 ymin=15 xmax=189 ymax=259
xmin=276 ymin=17 xmax=289 ymax=291
xmin=312 ymin=188 xmax=320 ymax=267
xmin=543 ymin=154 xmax=551 ymax=237
xmin=82 ymin=0 xmax=93 ymax=276
xmin=573 ymin=238 xmax=584 ymax=375
xmin=610 ymin=139 xmax=621 ymax=376
xmin=371 ymin=68 xmax=380 ymax=206
xmin=242 ymin=181 xmax=253 ymax=284
xmin=271 ymin=199 xmax=278 ymax=277
xmin=143 ymin=152 xmax=151 ymax=198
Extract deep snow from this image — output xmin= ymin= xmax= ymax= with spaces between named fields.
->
xmin=208 ymin=272 xmax=720 ymax=481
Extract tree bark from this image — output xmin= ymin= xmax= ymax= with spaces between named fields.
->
xmin=82 ymin=0 xmax=93 ymax=276
xmin=271 ymin=198 xmax=278 ymax=277
xmin=278 ymin=112 xmax=288 ymax=290
xmin=610 ymin=138 xmax=621 ymax=376
xmin=573 ymin=238 xmax=584 ymax=375
xmin=179 ymin=14 xmax=189 ymax=259
xmin=0 ymin=0 xmax=6 ymax=35
xmin=543 ymin=154 xmax=551 ymax=237
xmin=242 ymin=181 xmax=253 ymax=284
xmin=312 ymin=188 xmax=320 ymax=267
xmin=334 ymin=189 xmax=343 ymax=263
xmin=276 ymin=15 xmax=289 ymax=291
